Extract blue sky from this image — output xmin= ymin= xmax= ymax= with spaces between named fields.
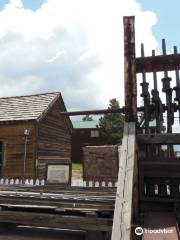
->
xmin=0 ymin=0 xmax=178 ymax=131
xmin=0 ymin=0 xmax=178 ymax=53
xmin=138 ymin=0 xmax=180 ymax=52
xmin=0 ymin=0 xmax=178 ymax=117
xmin=0 ymin=0 xmax=178 ymax=47
xmin=0 ymin=0 xmax=45 ymax=11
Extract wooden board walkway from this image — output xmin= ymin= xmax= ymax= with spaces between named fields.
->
xmin=143 ymin=211 xmax=180 ymax=240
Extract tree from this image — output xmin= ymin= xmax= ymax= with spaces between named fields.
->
xmin=98 ymin=98 xmax=124 ymax=145
xmin=82 ymin=115 xmax=93 ymax=121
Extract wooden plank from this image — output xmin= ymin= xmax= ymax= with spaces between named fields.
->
xmin=111 ymin=122 xmax=136 ymax=240
xmin=0 ymin=210 xmax=112 ymax=232
xmin=111 ymin=124 xmax=128 ymax=240
xmin=0 ymin=200 xmax=114 ymax=212
xmin=136 ymin=54 xmax=180 ymax=73
xmin=142 ymin=211 xmax=180 ymax=240
xmin=121 ymin=123 xmax=136 ymax=240
xmin=137 ymin=133 xmax=180 ymax=144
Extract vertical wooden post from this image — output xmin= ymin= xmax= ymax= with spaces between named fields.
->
xmin=124 ymin=16 xmax=137 ymax=122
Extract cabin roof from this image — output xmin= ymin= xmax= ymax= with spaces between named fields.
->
xmin=0 ymin=92 xmax=64 ymax=122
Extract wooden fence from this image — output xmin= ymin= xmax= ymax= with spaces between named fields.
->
xmin=0 ymin=178 xmax=117 ymax=188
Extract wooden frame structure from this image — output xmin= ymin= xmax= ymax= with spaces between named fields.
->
xmin=0 ymin=15 xmax=180 ymax=240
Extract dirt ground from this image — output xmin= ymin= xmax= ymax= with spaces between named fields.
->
xmin=0 ymin=226 xmax=85 ymax=240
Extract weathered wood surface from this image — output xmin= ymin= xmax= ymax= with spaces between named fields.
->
xmin=0 ymin=186 xmax=115 ymax=233
xmin=0 ymin=93 xmax=59 ymax=122
xmin=0 ymin=227 xmax=84 ymax=240
xmin=137 ymin=133 xmax=180 ymax=144
xmin=0 ymin=123 xmax=36 ymax=178
xmin=136 ymin=53 xmax=180 ymax=73
xmin=0 ymin=184 xmax=116 ymax=193
xmin=37 ymin=98 xmax=71 ymax=178
xmin=0 ymin=210 xmax=112 ymax=232
xmin=111 ymin=122 xmax=136 ymax=240
xmin=0 ymin=191 xmax=115 ymax=209
xmin=124 ymin=16 xmax=137 ymax=122
xmin=143 ymin=211 xmax=180 ymax=240
xmin=83 ymin=145 xmax=119 ymax=183
xmin=0 ymin=93 xmax=72 ymax=180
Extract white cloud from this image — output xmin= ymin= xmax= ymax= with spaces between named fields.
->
xmin=0 ymin=0 xmax=158 ymax=110
xmin=10 ymin=0 xmax=23 ymax=8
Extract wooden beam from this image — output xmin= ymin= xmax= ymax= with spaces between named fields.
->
xmin=137 ymin=133 xmax=180 ymax=144
xmin=111 ymin=122 xmax=136 ymax=240
xmin=124 ymin=16 xmax=137 ymax=122
xmin=136 ymin=54 xmax=180 ymax=73
xmin=61 ymin=108 xmax=125 ymax=116
xmin=0 ymin=210 xmax=112 ymax=232
xmin=61 ymin=107 xmax=144 ymax=116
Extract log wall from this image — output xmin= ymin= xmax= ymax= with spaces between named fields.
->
xmin=0 ymin=123 xmax=36 ymax=178
xmin=37 ymin=99 xmax=71 ymax=178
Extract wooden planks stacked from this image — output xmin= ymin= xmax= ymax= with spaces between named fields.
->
xmin=111 ymin=123 xmax=137 ymax=240
xmin=83 ymin=145 xmax=119 ymax=183
xmin=0 ymin=186 xmax=115 ymax=235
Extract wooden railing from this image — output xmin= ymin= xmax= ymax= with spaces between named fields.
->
xmin=138 ymin=133 xmax=180 ymax=203
xmin=111 ymin=122 xmax=137 ymax=240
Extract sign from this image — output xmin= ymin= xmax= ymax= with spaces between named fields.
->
xmin=46 ymin=164 xmax=70 ymax=184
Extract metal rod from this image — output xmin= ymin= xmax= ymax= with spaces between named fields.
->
xmin=174 ymin=46 xmax=180 ymax=86
xmin=162 ymin=39 xmax=168 ymax=78
xmin=140 ymin=43 xmax=150 ymax=134
xmin=152 ymin=50 xmax=158 ymax=89
xmin=151 ymin=49 xmax=162 ymax=134
xmin=174 ymin=46 xmax=180 ymax=122
xmin=23 ymin=135 xmax=28 ymax=184
xmin=141 ymin=43 xmax=146 ymax=83
xmin=162 ymin=39 xmax=173 ymax=157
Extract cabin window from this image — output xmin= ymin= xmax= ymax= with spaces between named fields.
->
xmin=0 ymin=141 xmax=3 ymax=166
xmin=90 ymin=130 xmax=99 ymax=138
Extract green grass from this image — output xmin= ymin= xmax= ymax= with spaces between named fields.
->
xmin=72 ymin=163 xmax=83 ymax=171
xmin=72 ymin=163 xmax=83 ymax=180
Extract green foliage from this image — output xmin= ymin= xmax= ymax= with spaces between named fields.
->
xmin=98 ymin=98 xmax=124 ymax=145
xmin=82 ymin=115 xmax=93 ymax=121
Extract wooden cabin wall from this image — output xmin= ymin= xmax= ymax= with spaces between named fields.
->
xmin=0 ymin=123 xmax=36 ymax=178
xmin=37 ymin=99 xmax=71 ymax=178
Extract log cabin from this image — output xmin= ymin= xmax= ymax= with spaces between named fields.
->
xmin=71 ymin=120 xmax=104 ymax=163
xmin=0 ymin=92 xmax=72 ymax=179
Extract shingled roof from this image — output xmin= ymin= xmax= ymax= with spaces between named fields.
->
xmin=0 ymin=92 xmax=64 ymax=122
